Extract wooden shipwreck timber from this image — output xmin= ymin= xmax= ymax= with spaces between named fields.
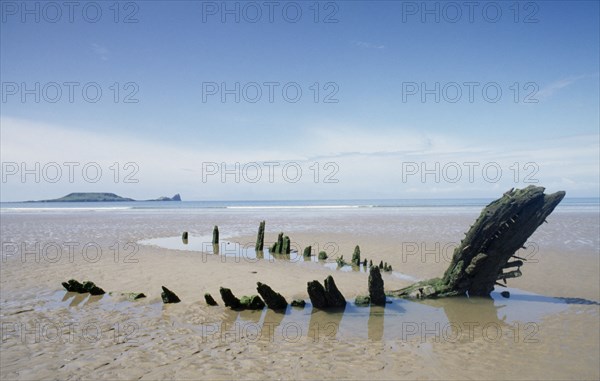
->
xmin=389 ymin=185 xmax=565 ymax=299
xmin=62 ymin=186 xmax=565 ymax=308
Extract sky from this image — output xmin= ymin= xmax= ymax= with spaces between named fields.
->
xmin=1 ymin=0 xmax=599 ymax=201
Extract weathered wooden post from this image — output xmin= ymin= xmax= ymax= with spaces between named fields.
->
xmin=255 ymin=221 xmax=265 ymax=251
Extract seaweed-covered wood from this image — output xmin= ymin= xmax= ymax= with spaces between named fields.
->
xmin=204 ymin=293 xmax=218 ymax=306
xmin=240 ymin=295 xmax=265 ymax=310
xmin=255 ymin=221 xmax=265 ymax=251
xmin=270 ymin=232 xmax=289 ymax=254
xmin=390 ymin=186 xmax=565 ymax=298
xmin=282 ymin=235 xmax=291 ymax=254
xmin=161 ymin=286 xmax=181 ymax=303
xmin=212 ymin=225 xmax=219 ymax=245
xmin=307 ymin=276 xmax=346 ymax=309
xmin=62 ymin=279 xmax=105 ymax=295
xmin=351 ymin=245 xmax=361 ymax=266
xmin=369 ymin=266 xmax=386 ymax=305
xmin=324 ymin=275 xmax=346 ymax=308
xmin=307 ymin=280 xmax=328 ymax=309
xmin=256 ymin=282 xmax=288 ymax=310
xmin=219 ymin=287 xmax=241 ymax=308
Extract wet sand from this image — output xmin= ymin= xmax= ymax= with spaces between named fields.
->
xmin=1 ymin=208 xmax=598 ymax=380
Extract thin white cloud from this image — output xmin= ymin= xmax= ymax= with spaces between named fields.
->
xmin=305 ymin=124 xmax=485 ymax=158
xmin=537 ymin=74 xmax=591 ymax=99
xmin=91 ymin=43 xmax=109 ymax=61
xmin=353 ymin=41 xmax=385 ymax=49
xmin=1 ymin=117 xmax=598 ymax=200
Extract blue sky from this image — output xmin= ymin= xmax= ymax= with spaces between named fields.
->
xmin=1 ymin=1 xmax=599 ymax=201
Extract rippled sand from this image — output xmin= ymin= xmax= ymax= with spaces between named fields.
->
xmin=1 ymin=208 xmax=598 ymax=380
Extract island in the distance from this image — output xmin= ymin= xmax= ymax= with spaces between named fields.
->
xmin=29 ymin=192 xmax=182 ymax=202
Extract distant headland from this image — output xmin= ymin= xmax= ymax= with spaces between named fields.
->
xmin=28 ymin=193 xmax=182 ymax=202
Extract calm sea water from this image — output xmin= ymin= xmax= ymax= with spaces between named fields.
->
xmin=0 ymin=197 xmax=597 ymax=213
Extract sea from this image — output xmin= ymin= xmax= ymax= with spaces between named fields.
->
xmin=1 ymin=197 xmax=598 ymax=214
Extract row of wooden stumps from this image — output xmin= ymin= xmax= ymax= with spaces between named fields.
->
xmin=257 ymin=220 xmax=391 ymax=271
xmin=160 ymin=265 xmax=387 ymax=309
xmin=63 ymin=221 xmax=391 ymax=305
xmin=61 ymin=251 xmax=388 ymax=308
xmin=183 ymin=221 xmax=392 ymax=272
xmin=340 ymin=245 xmax=393 ymax=272
xmin=61 ymin=271 xmax=387 ymax=308
xmin=181 ymin=226 xmax=219 ymax=244
xmin=105 ymin=221 xmax=392 ymax=306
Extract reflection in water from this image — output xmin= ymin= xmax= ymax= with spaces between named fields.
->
xmin=502 ymin=293 xmax=599 ymax=305
xmin=367 ymin=305 xmax=385 ymax=341
xmin=61 ymin=291 xmax=75 ymax=302
xmin=52 ymin=282 xmax=582 ymax=345
xmin=214 ymin=304 xmax=289 ymax=342
xmin=48 ymin=290 xmax=159 ymax=316
xmin=308 ymin=307 xmax=344 ymax=342
xmin=48 ymin=286 xmax=588 ymax=344
xmin=86 ymin=295 xmax=103 ymax=304
xmin=422 ymin=296 xmax=508 ymax=342
xmin=68 ymin=293 xmax=88 ymax=307
xmin=261 ymin=309 xmax=287 ymax=342
xmin=192 ymin=287 xmax=577 ymax=343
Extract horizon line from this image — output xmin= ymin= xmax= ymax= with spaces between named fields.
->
xmin=1 ymin=195 xmax=599 ymax=203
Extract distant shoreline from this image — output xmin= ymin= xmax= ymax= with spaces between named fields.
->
xmin=25 ymin=192 xmax=181 ymax=203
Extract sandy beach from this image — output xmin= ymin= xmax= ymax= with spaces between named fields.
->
xmin=3 ymin=1 xmax=599 ymax=379
xmin=1 ymin=205 xmax=598 ymax=380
